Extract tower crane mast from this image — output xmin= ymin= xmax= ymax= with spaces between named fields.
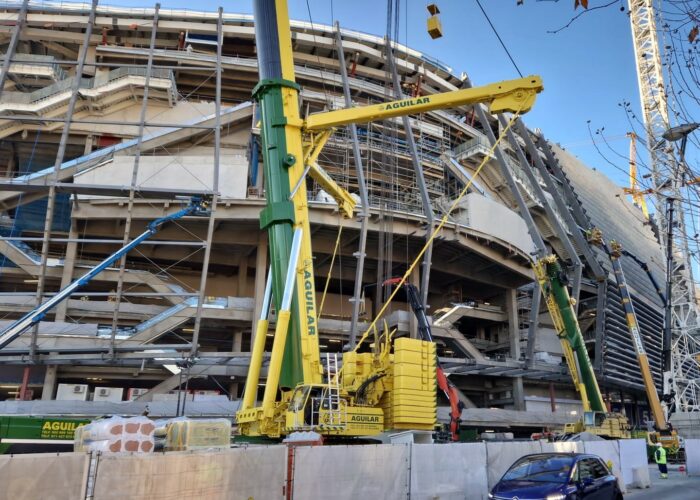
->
xmin=628 ymin=0 xmax=700 ymax=411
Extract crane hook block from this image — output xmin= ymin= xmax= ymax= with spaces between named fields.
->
xmin=427 ymin=4 xmax=443 ymax=39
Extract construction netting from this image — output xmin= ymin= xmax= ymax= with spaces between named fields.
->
xmin=0 ymin=452 xmax=88 ymax=500
xmin=92 ymin=445 xmax=285 ymax=500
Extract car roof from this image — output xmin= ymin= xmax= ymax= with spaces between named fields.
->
xmin=516 ymin=453 xmax=601 ymax=461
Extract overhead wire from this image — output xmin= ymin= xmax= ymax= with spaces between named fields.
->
xmin=474 ymin=0 xmax=523 ymax=77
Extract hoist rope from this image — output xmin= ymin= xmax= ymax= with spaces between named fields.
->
xmin=318 ymin=220 xmax=344 ymax=318
xmin=350 ymin=106 xmax=526 ymax=356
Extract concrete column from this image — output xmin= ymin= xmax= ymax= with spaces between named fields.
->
xmin=237 ymin=256 xmax=248 ymax=296
xmin=250 ymin=232 xmax=268 ymax=347
xmin=506 ymin=289 xmax=525 ymax=411
xmin=230 ymin=329 xmax=243 ymax=399
xmin=41 ymin=365 xmax=57 ymax=400
xmin=55 ymin=218 xmax=79 ymax=322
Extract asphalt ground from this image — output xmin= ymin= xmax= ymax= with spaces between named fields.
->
xmin=625 ymin=465 xmax=700 ymax=499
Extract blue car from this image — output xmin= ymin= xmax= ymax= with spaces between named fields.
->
xmin=489 ymin=453 xmax=623 ymax=500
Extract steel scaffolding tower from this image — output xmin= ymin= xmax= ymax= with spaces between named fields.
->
xmin=628 ymin=0 xmax=700 ymax=411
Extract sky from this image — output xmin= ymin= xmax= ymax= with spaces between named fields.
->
xmin=103 ymin=0 xmax=641 ymax=186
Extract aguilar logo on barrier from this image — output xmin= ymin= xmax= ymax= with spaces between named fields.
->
xmin=40 ymin=420 xmax=85 ymax=439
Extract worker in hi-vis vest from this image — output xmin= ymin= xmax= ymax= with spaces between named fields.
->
xmin=654 ymin=442 xmax=668 ymax=479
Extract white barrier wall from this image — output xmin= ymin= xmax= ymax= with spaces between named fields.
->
xmin=410 ymin=442 xmax=488 ymax=500
xmin=485 ymin=440 xmax=542 ymax=488
xmin=618 ymin=439 xmax=651 ymax=487
xmin=292 ymin=444 xmax=409 ymax=500
xmin=93 ymin=446 xmax=285 ymax=500
xmin=684 ymin=438 xmax=700 ymax=476
xmin=582 ymin=440 xmax=626 ymax=493
xmin=0 ymin=439 xmax=652 ymax=499
xmin=0 ymin=452 xmax=88 ymax=500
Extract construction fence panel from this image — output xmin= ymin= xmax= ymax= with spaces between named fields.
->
xmin=617 ymin=438 xmax=650 ymax=487
xmin=410 ymin=442 xmax=488 ymax=499
xmin=582 ymin=440 xmax=626 ymax=493
xmin=484 ymin=440 xmax=542 ymax=488
xmin=92 ymin=446 xmax=286 ymax=500
xmin=0 ymin=451 xmax=88 ymax=500
xmin=292 ymin=444 xmax=409 ymax=500
xmin=540 ymin=441 xmax=583 ymax=454
xmin=685 ymin=439 xmax=700 ymax=476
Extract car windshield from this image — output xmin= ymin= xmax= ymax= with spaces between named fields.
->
xmin=502 ymin=456 xmax=573 ymax=484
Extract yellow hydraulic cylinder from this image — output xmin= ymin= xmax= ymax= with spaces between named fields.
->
xmin=240 ymin=318 xmax=269 ymax=411
xmin=261 ymin=309 xmax=291 ymax=417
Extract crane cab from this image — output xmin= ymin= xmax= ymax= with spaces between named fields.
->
xmin=285 ymin=383 xmax=385 ymax=436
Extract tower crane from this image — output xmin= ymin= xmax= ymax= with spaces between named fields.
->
xmin=622 ymin=132 xmax=650 ymax=219
xmin=627 ymin=0 xmax=700 ymax=412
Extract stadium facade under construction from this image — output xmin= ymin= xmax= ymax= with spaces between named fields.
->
xmin=0 ymin=1 xmax=668 ymax=431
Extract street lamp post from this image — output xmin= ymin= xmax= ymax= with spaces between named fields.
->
xmin=660 ymin=123 xmax=699 ymax=380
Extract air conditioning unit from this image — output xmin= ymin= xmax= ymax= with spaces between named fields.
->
xmin=127 ymin=388 xmax=149 ymax=401
xmin=56 ymin=384 xmax=89 ymax=401
xmin=94 ymin=386 xmax=124 ymax=402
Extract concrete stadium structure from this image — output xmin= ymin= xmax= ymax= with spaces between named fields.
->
xmin=0 ymin=1 xmax=667 ymax=432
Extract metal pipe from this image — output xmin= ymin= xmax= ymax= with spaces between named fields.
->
xmin=0 ymin=0 xmax=28 ymax=100
xmin=500 ymin=115 xmax=583 ymax=307
xmin=462 ymin=75 xmax=546 ymax=362
xmin=0 ymin=116 xmax=217 ymax=129
xmin=2 ymin=237 xmax=205 ymax=246
xmin=335 ymin=22 xmax=369 ymax=348
xmin=109 ymin=3 xmax=161 ymax=356
xmin=385 ymin=40 xmax=435 ymax=307
xmin=30 ymin=0 xmax=98 ymax=358
xmin=515 ymin=120 xmax=605 ymax=282
xmin=189 ymin=8 xmax=224 ymax=358
xmin=663 ymin=197 xmax=674 ymax=374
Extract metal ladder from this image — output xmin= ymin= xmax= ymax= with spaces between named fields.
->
xmin=324 ymin=353 xmax=343 ymax=427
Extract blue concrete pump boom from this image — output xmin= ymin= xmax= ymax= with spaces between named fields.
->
xmin=0 ymin=196 xmax=209 ymax=351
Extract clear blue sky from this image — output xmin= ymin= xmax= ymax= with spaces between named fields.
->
xmin=106 ymin=0 xmax=640 ymax=186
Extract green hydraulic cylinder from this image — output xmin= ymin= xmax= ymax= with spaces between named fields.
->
xmin=542 ymin=258 xmax=607 ymax=412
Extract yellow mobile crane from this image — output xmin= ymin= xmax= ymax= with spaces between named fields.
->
xmin=588 ymin=230 xmax=679 ymax=450
xmin=236 ymin=0 xmax=543 ymax=439
xmin=533 ymin=256 xmax=630 ymax=439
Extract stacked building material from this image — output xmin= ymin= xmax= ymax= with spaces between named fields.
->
xmin=74 ymin=416 xmax=155 ymax=453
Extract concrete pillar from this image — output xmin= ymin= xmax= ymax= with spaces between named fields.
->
xmin=250 ymin=232 xmax=268 ymax=347
xmin=506 ymin=289 xmax=526 ymax=411
xmin=230 ymin=329 xmax=243 ymax=399
xmin=55 ymin=218 xmax=79 ymax=322
xmin=237 ymin=256 xmax=248 ymax=296
xmin=41 ymin=365 xmax=57 ymax=400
